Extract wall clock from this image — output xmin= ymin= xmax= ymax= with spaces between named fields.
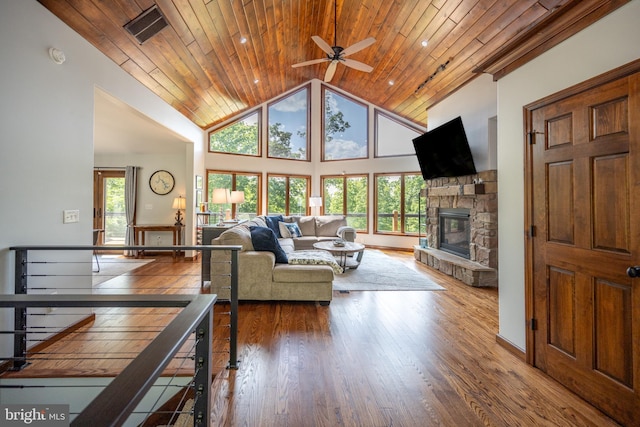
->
xmin=149 ymin=170 xmax=175 ymax=195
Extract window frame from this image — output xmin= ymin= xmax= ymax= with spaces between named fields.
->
xmin=207 ymin=109 xmax=262 ymax=157
xmin=206 ymin=170 xmax=262 ymax=219
xmin=266 ymin=85 xmax=311 ymax=162
xmin=321 ymin=85 xmax=369 ymax=162
xmin=374 ymin=109 xmax=424 ymax=158
xmin=320 ymin=174 xmax=369 ymax=232
xmin=373 ymin=172 xmax=423 ymax=236
xmin=266 ymin=173 xmax=311 ymax=216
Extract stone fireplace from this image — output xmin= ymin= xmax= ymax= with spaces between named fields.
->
xmin=414 ymin=170 xmax=498 ymax=287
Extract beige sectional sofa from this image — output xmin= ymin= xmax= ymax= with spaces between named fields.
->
xmin=209 ymin=215 xmax=356 ymax=305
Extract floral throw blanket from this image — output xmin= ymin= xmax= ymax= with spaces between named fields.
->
xmin=288 ymin=250 xmax=343 ymax=275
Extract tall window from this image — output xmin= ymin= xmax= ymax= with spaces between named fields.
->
xmin=267 ymin=86 xmax=310 ymax=160
xmin=207 ymin=171 xmax=261 ymax=220
xmin=374 ymin=173 xmax=423 ymax=234
xmin=322 ymin=87 xmax=368 ymax=161
xmin=267 ymin=174 xmax=310 ymax=215
xmin=208 ymin=110 xmax=261 ymax=156
xmin=321 ymin=175 xmax=368 ymax=231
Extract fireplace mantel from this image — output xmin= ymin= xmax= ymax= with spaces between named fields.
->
xmin=427 ymin=183 xmax=486 ymax=197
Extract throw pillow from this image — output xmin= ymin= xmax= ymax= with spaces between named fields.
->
xmin=249 ymin=226 xmax=288 ymax=264
xmin=279 ymin=221 xmax=302 ymax=238
xmin=265 ymin=215 xmax=284 ymax=238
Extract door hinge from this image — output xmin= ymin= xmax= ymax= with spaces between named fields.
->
xmin=530 ymin=318 xmax=538 ymax=331
xmin=529 ymin=225 xmax=536 ymax=237
xmin=528 ymin=130 xmax=544 ymax=144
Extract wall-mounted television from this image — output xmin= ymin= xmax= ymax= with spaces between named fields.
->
xmin=412 ymin=116 xmax=477 ymax=180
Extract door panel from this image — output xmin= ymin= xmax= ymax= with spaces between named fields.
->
xmin=529 ymin=72 xmax=640 ymax=425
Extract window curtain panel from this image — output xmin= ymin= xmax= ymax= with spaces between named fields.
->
xmin=124 ymin=166 xmax=138 ymax=256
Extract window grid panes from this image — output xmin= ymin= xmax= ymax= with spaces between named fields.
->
xmin=267 ymin=86 xmax=310 ymax=161
xmin=207 ymin=171 xmax=261 ymax=221
xmin=322 ymin=87 xmax=368 ymax=161
xmin=208 ymin=110 xmax=261 ymax=156
xmin=322 ymin=175 xmax=368 ymax=232
xmin=374 ymin=173 xmax=423 ymax=235
xmin=267 ymin=174 xmax=310 ymax=216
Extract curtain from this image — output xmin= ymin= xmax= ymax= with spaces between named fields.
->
xmin=124 ymin=166 xmax=138 ymax=256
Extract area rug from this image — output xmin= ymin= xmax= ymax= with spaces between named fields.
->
xmin=92 ymin=255 xmax=154 ymax=286
xmin=332 ymin=249 xmax=445 ymax=291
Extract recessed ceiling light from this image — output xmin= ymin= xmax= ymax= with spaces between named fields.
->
xmin=421 ymin=40 xmax=428 ymax=47
xmin=388 ymin=80 xmax=394 ymax=86
xmin=240 ymin=37 xmax=247 ymax=44
xmin=254 ymin=79 xmax=259 ymax=84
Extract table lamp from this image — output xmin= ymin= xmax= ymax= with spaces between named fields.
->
xmin=230 ymin=190 xmax=245 ymax=220
xmin=172 ymin=196 xmax=186 ymax=226
xmin=309 ymin=196 xmax=322 ymax=216
xmin=211 ymin=188 xmax=230 ymax=225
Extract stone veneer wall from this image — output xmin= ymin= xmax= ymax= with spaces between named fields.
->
xmin=425 ymin=170 xmax=498 ymax=269
xmin=415 ymin=170 xmax=498 ymax=287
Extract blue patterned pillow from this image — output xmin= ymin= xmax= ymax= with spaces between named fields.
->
xmin=265 ymin=215 xmax=283 ymax=238
xmin=279 ymin=222 xmax=302 ymax=238
xmin=249 ymin=226 xmax=288 ymax=264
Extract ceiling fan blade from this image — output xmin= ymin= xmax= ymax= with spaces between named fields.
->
xmin=311 ymin=36 xmax=335 ymax=56
xmin=341 ymin=37 xmax=376 ymax=56
xmin=342 ymin=58 xmax=373 ymax=73
xmin=324 ymin=61 xmax=338 ymax=82
xmin=292 ymin=58 xmax=330 ymax=68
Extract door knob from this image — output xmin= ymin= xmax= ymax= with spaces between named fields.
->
xmin=627 ymin=266 xmax=640 ymax=278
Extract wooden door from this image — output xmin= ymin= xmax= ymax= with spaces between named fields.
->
xmin=528 ymin=69 xmax=640 ymax=425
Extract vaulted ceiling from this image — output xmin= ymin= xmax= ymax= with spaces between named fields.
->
xmin=38 ymin=0 xmax=626 ymax=129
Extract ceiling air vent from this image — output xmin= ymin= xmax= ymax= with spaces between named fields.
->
xmin=124 ymin=5 xmax=168 ymax=44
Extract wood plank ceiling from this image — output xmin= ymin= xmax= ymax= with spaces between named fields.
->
xmin=38 ymin=0 xmax=627 ymax=129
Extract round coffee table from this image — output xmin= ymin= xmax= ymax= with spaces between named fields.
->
xmin=313 ymin=241 xmax=365 ymax=269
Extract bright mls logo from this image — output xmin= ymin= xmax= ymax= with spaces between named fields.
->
xmin=1 ymin=405 xmax=69 ymax=426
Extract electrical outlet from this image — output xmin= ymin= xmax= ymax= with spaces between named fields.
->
xmin=63 ymin=209 xmax=80 ymax=223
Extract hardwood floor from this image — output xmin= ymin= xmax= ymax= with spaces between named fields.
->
xmin=209 ymin=250 xmax=618 ymax=427
xmin=4 ymin=251 xmax=619 ymax=426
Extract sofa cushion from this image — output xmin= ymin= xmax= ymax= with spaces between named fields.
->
xmin=264 ymin=215 xmax=283 ymax=238
xmin=277 ymin=238 xmax=295 ymax=254
xmin=249 ymin=226 xmax=288 ymax=264
xmin=293 ymin=216 xmax=316 ymax=236
xmin=279 ymin=221 xmax=302 ymax=238
xmin=315 ymin=215 xmax=347 ymax=237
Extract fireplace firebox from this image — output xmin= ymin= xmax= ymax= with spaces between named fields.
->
xmin=439 ymin=208 xmax=470 ymax=259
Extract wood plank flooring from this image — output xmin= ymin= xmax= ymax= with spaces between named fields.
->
xmin=4 ymin=251 xmax=620 ymax=426
xmin=209 ymin=250 xmax=619 ymax=426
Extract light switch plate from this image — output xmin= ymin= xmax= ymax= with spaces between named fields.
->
xmin=63 ymin=209 xmax=79 ymax=223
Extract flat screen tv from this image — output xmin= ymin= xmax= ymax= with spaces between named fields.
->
xmin=412 ymin=116 xmax=476 ymax=180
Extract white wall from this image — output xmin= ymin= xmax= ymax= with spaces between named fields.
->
xmin=0 ymin=1 xmax=202 ymax=358
xmin=427 ymin=73 xmax=498 ymax=171
xmin=497 ymin=0 xmax=640 ymax=350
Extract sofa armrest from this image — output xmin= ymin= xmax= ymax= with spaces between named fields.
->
xmin=337 ymin=226 xmax=356 ymax=242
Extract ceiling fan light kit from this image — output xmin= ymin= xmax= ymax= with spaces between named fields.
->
xmin=292 ymin=0 xmax=375 ymax=83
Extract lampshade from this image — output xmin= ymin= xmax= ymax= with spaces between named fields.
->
xmin=309 ymin=196 xmax=323 ymax=207
xmin=172 ymin=196 xmax=186 ymax=210
xmin=230 ymin=190 xmax=245 ymax=204
xmin=211 ymin=188 xmax=230 ymax=204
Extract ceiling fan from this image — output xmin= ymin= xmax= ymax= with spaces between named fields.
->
xmin=292 ymin=0 xmax=375 ymax=83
